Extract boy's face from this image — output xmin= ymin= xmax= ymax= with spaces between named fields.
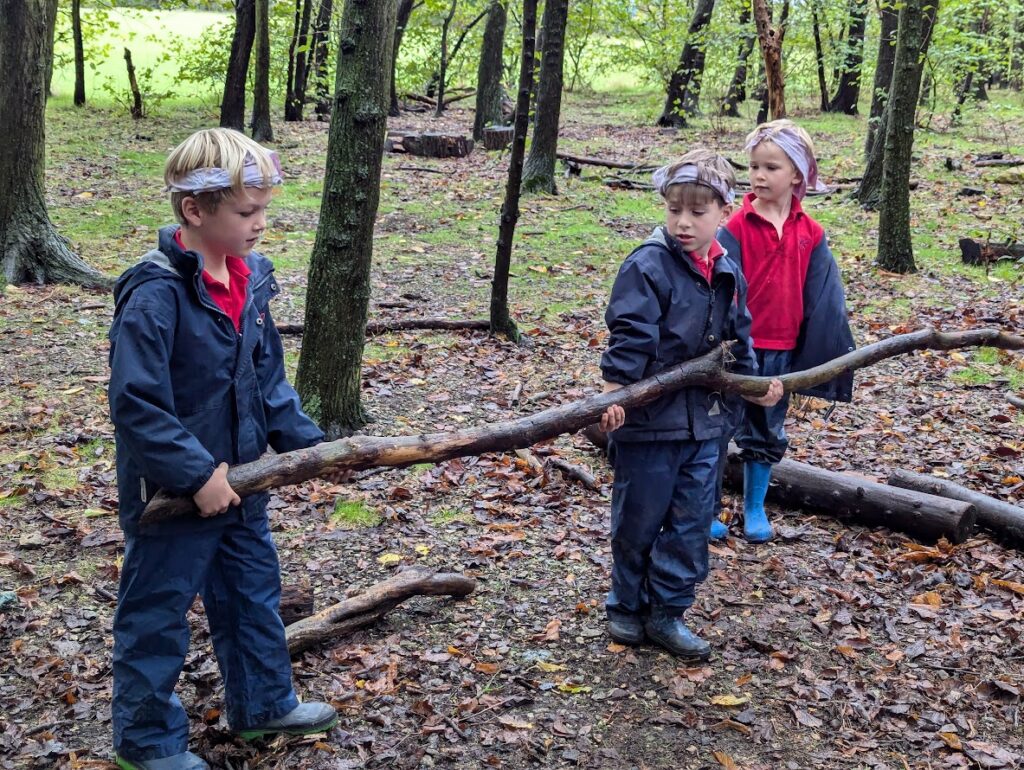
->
xmin=748 ymin=141 xmax=801 ymax=205
xmin=664 ymin=189 xmax=732 ymax=258
xmin=182 ymin=186 xmax=273 ymax=258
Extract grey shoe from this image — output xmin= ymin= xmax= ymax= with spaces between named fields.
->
xmin=114 ymin=752 xmax=209 ymax=770
xmin=237 ymin=701 xmax=338 ymax=740
xmin=608 ymin=615 xmax=644 ymax=645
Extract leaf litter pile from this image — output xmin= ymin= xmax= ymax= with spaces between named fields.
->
xmin=2 ymin=98 xmax=1024 ymax=769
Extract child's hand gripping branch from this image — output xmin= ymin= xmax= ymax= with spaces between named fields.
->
xmin=599 ymin=381 xmax=626 ymax=433
xmin=743 ymin=378 xmax=784 ymax=408
xmin=194 ymin=462 xmax=242 ymax=517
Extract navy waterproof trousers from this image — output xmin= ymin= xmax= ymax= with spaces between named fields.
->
xmin=112 ymin=513 xmax=298 ymax=760
xmin=735 ymin=349 xmax=793 ymax=465
xmin=606 ymin=438 xmax=718 ymax=620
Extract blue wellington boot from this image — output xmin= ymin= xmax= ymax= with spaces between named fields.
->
xmin=709 ymin=519 xmax=729 ymax=540
xmin=742 ymin=461 xmax=774 ymax=543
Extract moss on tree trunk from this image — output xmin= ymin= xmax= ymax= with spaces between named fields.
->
xmin=295 ymin=0 xmax=399 ymax=438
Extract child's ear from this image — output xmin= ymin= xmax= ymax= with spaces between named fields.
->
xmin=719 ymin=203 xmax=734 ymax=222
xmin=180 ymin=196 xmax=203 ymax=228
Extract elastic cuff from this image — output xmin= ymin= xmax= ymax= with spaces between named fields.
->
xmin=185 ymin=461 xmax=218 ymax=497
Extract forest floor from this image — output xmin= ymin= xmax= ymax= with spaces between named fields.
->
xmin=2 ymin=91 xmax=1024 ymax=770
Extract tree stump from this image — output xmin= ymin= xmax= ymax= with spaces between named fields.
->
xmin=402 ymin=133 xmax=474 ymax=158
xmin=482 ymin=126 xmax=514 ymax=151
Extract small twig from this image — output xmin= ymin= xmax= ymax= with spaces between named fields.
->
xmin=397 ymin=165 xmax=449 ymax=175
xmin=93 ymin=585 xmax=118 ymax=603
xmin=514 ymin=448 xmax=545 ymax=474
xmin=510 ymin=381 xmax=523 ymax=407
xmin=545 ymin=456 xmax=600 ymax=491
xmin=1007 ymin=393 xmax=1024 ymax=409
xmin=444 ymin=714 xmax=469 ymax=739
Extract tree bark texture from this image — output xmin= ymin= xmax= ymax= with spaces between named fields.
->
xmin=722 ymin=447 xmax=977 ymax=544
xmin=489 ymin=0 xmax=537 ymax=339
xmin=826 ymin=0 xmax=868 ymax=114
xmin=888 ymin=470 xmax=1024 ymax=543
xmin=720 ymin=2 xmax=754 ymax=117
xmin=72 ymin=0 xmax=85 ymax=106
xmin=251 ymin=0 xmax=274 ymax=141
xmin=311 ymin=0 xmax=334 ymax=120
xmin=221 ymin=0 xmax=256 ymax=130
xmin=285 ymin=0 xmax=314 ymax=121
xmin=389 ymin=0 xmax=417 ymax=116
xmin=876 ymin=0 xmax=940 ymax=273
xmin=0 ymin=0 xmax=106 ymax=287
xmin=752 ymin=0 xmax=786 ymax=119
xmin=124 ymin=48 xmax=143 ymax=119
xmin=473 ymin=0 xmax=508 ymax=140
xmin=286 ymin=569 xmax=476 ymax=654
xmin=865 ymin=1 xmax=898 ymax=157
xmin=141 ymin=327 xmax=1024 ymax=524
xmin=812 ymin=3 xmax=829 ymax=112
xmin=657 ymin=0 xmax=717 ymax=127
xmin=434 ymin=0 xmax=458 ymax=116
xmin=520 ymin=0 xmax=568 ymax=195
xmin=294 ymin=0 xmax=399 ymax=438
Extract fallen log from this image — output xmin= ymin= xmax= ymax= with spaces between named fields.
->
xmin=285 ymin=568 xmax=476 ymax=654
xmin=546 ymin=455 xmax=600 ymax=491
xmin=887 ymin=469 xmax=1024 ymax=543
xmin=722 ymin=448 xmax=977 ymax=544
xmin=399 ymin=133 xmax=474 ymax=158
xmin=1009 ymin=393 xmax=1024 ymax=409
xmin=279 ymin=583 xmax=315 ymax=626
xmin=975 ymin=158 xmax=1024 ymax=167
xmin=277 ymin=317 xmax=491 ymax=336
xmin=140 ymin=327 xmax=1024 ymax=524
xmin=556 ymin=152 xmax=658 ymax=171
xmin=959 ymin=238 xmax=1024 ymax=266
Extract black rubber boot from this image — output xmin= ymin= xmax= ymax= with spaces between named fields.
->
xmin=644 ymin=609 xmax=710 ymax=661
xmin=607 ymin=615 xmax=644 ymax=645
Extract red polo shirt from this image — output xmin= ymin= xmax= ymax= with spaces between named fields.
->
xmin=174 ymin=229 xmax=250 ymax=333
xmin=725 ymin=193 xmax=824 ymax=350
xmin=685 ymin=238 xmax=724 ymax=284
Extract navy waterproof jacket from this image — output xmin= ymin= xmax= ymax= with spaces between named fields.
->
xmin=108 ymin=225 xmax=324 ymax=535
xmin=716 ymin=227 xmax=856 ymax=402
xmin=600 ymin=228 xmax=758 ymax=443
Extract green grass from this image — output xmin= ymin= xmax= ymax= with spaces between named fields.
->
xmin=951 ymin=367 xmax=994 ymax=386
xmin=331 ymin=499 xmax=381 ymax=529
xmin=429 ymin=507 xmax=473 ymax=526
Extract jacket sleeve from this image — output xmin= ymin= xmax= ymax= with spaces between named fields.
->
xmin=254 ymin=302 xmax=325 ymax=452
xmin=108 ymin=293 xmax=217 ymax=496
xmin=600 ymin=257 xmax=663 ymax=385
xmin=792 ymin=235 xmax=856 ymax=402
xmin=727 ymin=269 xmax=758 ymax=376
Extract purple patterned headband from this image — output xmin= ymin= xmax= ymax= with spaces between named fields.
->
xmin=166 ymin=151 xmax=283 ymax=194
xmin=744 ymin=128 xmax=828 ymax=200
xmin=652 ymin=163 xmax=735 ymax=204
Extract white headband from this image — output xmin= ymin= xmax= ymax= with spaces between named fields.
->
xmin=651 ymin=163 xmax=735 ymax=204
xmin=166 ymin=151 xmax=283 ymax=194
xmin=744 ymin=128 xmax=828 ymax=200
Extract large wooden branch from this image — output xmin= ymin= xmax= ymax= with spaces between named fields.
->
xmin=140 ymin=328 xmax=1023 ymax=525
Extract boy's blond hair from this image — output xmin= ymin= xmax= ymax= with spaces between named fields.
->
xmin=164 ymin=128 xmax=279 ymax=225
xmin=745 ymin=119 xmax=817 ymax=161
xmin=660 ymin=148 xmax=737 ymax=207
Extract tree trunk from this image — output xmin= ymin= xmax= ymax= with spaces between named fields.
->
xmin=720 ymin=2 xmax=754 ymax=117
xmin=251 ymin=0 xmax=274 ymax=141
xmin=876 ymin=0 xmax=940 ymax=273
xmin=434 ymin=0 xmax=458 ymax=116
xmin=752 ymin=0 xmax=785 ymax=119
xmin=722 ymin=448 xmax=977 ymax=544
xmin=310 ymin=0 xmax=334 ymax=121
xmin=0 ymin=0 xmax=106 ymax=287
xmin=656 ymin=0 xmax=717 ymax=127
xmin=888 ymin=470 xmax=1024 ymax=543
xmin=865 ymin=0 xmax=898 ymax=157
xmin=285 ymin=0 xmax=314 ymax=121
xmin=141 ymin=327 xmax=1024 ymax=523
xmin=221 ymin=0 xmax=256 ymax=130
xmin=826 ymin=0 xmax=867 ymax=114
xmin=389 ymin=0 xmax=416 ymax=117
xmin=812 ymin=2 xmax=828 ymax=112
xmin=72 ymin=0 xmax=85 ymax=106
xmin=473 ymin=0 xmax=508 ymax=140
xmin=489 ymin=0 xmax=537 ymax=338
xmin=124 ymin=48 xmax=144 ymax=119
xmin=294 ymin=0 xmax=399 ymax=438
xmin=520 ymin=0 xmax=568 ymax=194
xmin=286 ymin=569 xmax=476 ymax=654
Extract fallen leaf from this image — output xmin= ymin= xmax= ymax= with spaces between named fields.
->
xmin=710 ymin=693 xmax=749 ymax=707
xmin=991 ymin=578 xmax=1024 ymax=596
xmin=712 ymin=749 xmax=740 ymax=769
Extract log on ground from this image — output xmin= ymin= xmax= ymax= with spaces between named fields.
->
xmin=279 ymin=583 xmax=315 ymax=626
xmin=959 ymin=238 xmax=1024 ymax=266
xmin=285 ymin=568 xmax=476 ymax=654
xmin=401 ymin=133 xmax=474 ymax=158
xmin=482 ymin=126 xmax=514 ymax=150
xmin=887 ymin=469 xmax=1024 ymax=543
xmin=276 ymin=317 xmax=490 ymax=336
xmin=722 ymin=448 xmax=977 ymax=543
